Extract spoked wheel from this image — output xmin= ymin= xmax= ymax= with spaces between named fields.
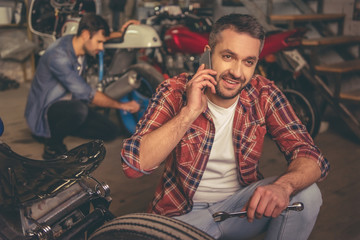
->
xmin=283 ymin=89 xmax=320 ymax=138
xmin=88 ymin=213 xmax=215 ymax=240
xmin=116 ymin=63 xmax=164 ymax=135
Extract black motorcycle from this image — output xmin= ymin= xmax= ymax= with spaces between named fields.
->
xmin=0 ymin=117 xmax=214 ymax=240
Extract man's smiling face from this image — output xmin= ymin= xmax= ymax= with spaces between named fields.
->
xmin=208 ymin=28 xmax=261 ymax=106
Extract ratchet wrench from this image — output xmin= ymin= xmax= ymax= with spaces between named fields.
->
xmin=212 ymin=202 xmax=304 ymax=222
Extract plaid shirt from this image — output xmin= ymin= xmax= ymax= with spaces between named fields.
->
xmin=121 ymin=73 xmax=329 ymax=217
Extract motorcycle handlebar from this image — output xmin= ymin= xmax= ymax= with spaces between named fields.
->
xmin=151 ymin=11 xmax=202 ymax=22
xmin=146 ymin=11 xmax=211 ymax=29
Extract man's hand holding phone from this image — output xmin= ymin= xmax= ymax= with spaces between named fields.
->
xmin=183 ymin=56 xmax=217 ymax=120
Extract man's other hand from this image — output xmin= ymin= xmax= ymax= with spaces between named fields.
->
xmin=242 ymin=184 xmax=290 ymax=223
xmin=121 ymin=100 xmax=140 ymax=113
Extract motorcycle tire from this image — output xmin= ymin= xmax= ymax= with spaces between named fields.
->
xmin=88 ymin=213 xmax=214 ymax=240
xmin=116 ymin=63 xmax=164 ymax=135
xmin=283 ymin=89 xmax=320 ymax=138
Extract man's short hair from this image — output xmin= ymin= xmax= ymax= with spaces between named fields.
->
xmin=208 ymin=14 xmax=265 ymax=54
xmin=77 ymin=13 xmax=110 ymax=37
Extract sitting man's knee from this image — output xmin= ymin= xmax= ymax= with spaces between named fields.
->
xmin=293 ymin=184 xmax=322 ymax=219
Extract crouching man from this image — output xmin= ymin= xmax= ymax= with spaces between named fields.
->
xmin=121 ymin=14 xmax=329 ymax=240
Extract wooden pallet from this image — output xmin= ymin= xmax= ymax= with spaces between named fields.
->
xmin=314 ymin=59 xmax=360 ymax=74
xmin=269 ymin=13 xmax=345 ymax=33
xmin=314 ymin=59 xmax=360 ymax=104
xmin=340 ymin=90 xmax=360 ymax=102
xmin=269 ymin=13 xmax=345 ymax=22
xmin=302 ymin=35 xmax=360 ymax=47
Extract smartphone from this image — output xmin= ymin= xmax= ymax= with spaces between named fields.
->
xmin=199 ymin=49 xmax=212 ymax=69
xmin=199 ymin=49 xmax=213 ymax=93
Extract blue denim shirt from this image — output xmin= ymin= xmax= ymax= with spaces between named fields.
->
xmin=25 ymin=35 xmax=96 ymax=138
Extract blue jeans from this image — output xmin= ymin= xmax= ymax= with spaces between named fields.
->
xmin=173 ymin=177 xmax=322 ymax=240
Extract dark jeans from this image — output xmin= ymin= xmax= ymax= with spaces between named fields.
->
xmin=47 ymin=100 xmax=120 ymax=145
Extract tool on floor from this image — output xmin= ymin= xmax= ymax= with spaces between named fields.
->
xmin=212 ymin=202 xmax=304 ymax=222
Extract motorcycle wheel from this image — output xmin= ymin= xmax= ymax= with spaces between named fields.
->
xmin=116 ymin=63 xmax=164 ymax=135
xmin=283 ymin=89 xmax=320 ymax=138
xmin=88 ymin=213 xmax=214 ymax=240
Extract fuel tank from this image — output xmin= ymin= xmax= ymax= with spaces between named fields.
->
xmin=164 ymin=25 xmax=209 ymax=55
xmin=105 ymin=24 xmax=162 ymax=49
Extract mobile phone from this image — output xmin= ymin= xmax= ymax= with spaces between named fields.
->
xmin=199 ymin=49 xmax=212 ymax=69
xmin=199 ymin=49 xmax=212 ymax=93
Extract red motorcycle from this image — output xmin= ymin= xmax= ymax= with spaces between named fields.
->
xmin=143 ymin=5 xmax=212 ymax=77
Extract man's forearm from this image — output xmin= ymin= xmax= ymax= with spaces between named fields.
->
xmin=92 ymin=91 xmax=122 ymax=109
xmin=139 ymin=106 xmax=199 ymax=170
xmin=273 ymin=157 xmax=322 ymax=197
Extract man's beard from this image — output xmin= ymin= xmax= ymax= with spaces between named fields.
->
xmin=215 ymin=72 xmax=247 ymax=99
xmin=215 ymin=84 xmax=241 ymax=99
xmin=86 ymin=50 xmax=97 ymax=58
xmin=84 ymin=45 xmax=96 ymax=58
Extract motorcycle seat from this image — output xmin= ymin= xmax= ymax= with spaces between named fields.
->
xmin=106 ymin=36 xmax=125 ymax=44
xmin=0 ymin=140 xmax=106 ymax=206
xmin=105 ymin=24 xmax=136 ymax=44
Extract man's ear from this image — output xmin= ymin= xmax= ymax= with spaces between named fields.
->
xmin=81 ymin=30 xmax=91 ymax=41
xmin=204 ymin=45 xmax=211 ymax=52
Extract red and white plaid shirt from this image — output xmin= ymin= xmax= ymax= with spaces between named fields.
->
xmin=121 ymin=73 xmax=329 ymax=217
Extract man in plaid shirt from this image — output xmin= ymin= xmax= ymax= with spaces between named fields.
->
xmin=121 ymin=14 xmax=329 ymax=239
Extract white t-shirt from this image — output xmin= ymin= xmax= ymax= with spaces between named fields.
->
xmin=192 ymin=98 xmax=241 ymax=203
xmin=78 ymin=55 xmax=85 ymax=75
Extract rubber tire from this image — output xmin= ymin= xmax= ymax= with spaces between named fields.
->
xmin=88 ymin=213 xmax=215 ymax=240
xmin=116 ymin=63 xmax=164 ymax=135
xmin=283 ymin=89 xmax=320 ymax=138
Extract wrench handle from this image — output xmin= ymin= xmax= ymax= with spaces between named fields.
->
xmin=226 ymin=202 xmax=304 ymax=218
xmin=213 ymin=202 xmax=304 ymax=222
xmin=286 ymin=202 xmax=304 ymax=212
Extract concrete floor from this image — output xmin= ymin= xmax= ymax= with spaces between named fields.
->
xmin=0 ymin=83 xmax=359 ymax=239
